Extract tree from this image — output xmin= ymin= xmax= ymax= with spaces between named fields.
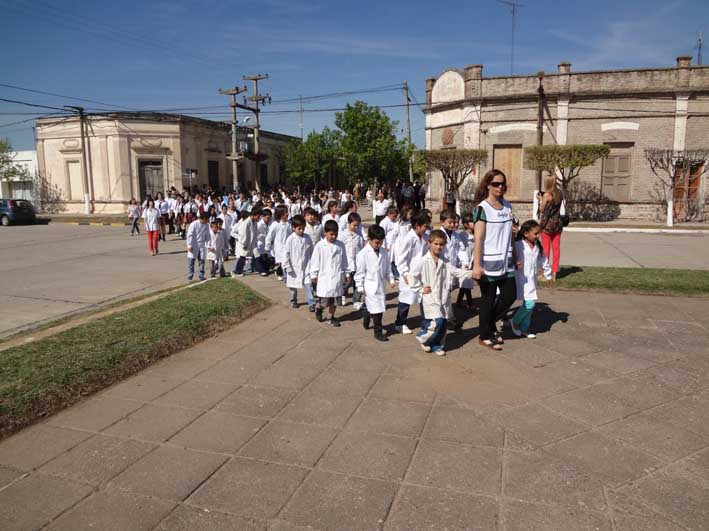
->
xmin=0 ymin=138 xmax=23 ymax=181
xmin=420 ymin=148 xmax=488 ymax=208
xmin=284 ymin=128 xmax=343 ymax=189
xmin=524 ymin=144 xmax=610 ymax=194
xmin=335 ymin=101 xmax=410 ymax=185
xmin=645 ymin=148 xmax=709 ymax=226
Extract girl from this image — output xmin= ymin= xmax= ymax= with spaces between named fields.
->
xmin=127 ymin=198 xmax=141 ymax=236
xmin=538 ymin=174 xmax=564 ymax=281
xmin=207 ymin=204 xmax=218 ymax=224
xmin=321 ymin=200 xmax=340 ymax=224
xmin=142 ymin=198 xmax=160 ymax=256
xmin=156 ymin=192 xmax=169 ymax=241
xmin=456 ymin=213 xmax=475 ymax=308
xmin=472 ymin=169 xmax=517 ymax=351
xmin=510 ymin=220 xmax=553 ymax=338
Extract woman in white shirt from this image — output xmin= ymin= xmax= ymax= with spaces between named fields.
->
xmin=155 ymin=192 xmax=169 ymax=242
xmin=142 ymin=198 xmax=161 ymax=256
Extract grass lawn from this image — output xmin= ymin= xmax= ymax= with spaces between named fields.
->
xmin=0 ymin=279 xmax=269 ymax=438
xmin=551 ymin=265 xmax=709 ymax=296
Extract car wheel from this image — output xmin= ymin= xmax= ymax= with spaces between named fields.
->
xmin=1 ymin=215 xmax=9 ymax=227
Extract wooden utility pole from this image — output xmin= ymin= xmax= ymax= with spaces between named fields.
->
xmin=299 ymin=95 xmax=304 ymax=141
xmin=243 ymin=74 xmax=271 ymax=192
xmin=65 ymin=105 xmax=91 ymax=214
xmin=218 ymin=85 xmax=248 ymax=192
xmin=404 ymin=81 xmax=413 ymax=181
xmin=535 ymin=71 xmax=545 ymax=191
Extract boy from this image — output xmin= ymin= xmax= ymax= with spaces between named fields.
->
xmin=456 ymin=213 xmax=476 ymax=308
xmin=355 ymin=225 xmax=395 ymax=342
xmin=265 ymin=205 xmax=291 ymax=281
xmin=304 ymin=207 xmax=323 ymax=244
xmin=186 ymin=212 xmax=210 ymax=282
xmin=283 ymin=215 xmax=314 ymax=309
xmin=310 ymin=220 xmax=347 ymax=326
xmin=409 ymin=229 xmax=474 ymax=356
xmin=439 ymin=209 xmax=464 ymax=330
xmin=338 ymin=212 xmax=365 ymax=308
xmin=232 ymin=208 xmax=260 ymax=277
xmin=379 ymin=206 xmax=400 ymax=280
xmin=393 ymin=210 xmax=429 ymax=334
xmin=206 ymin=220 xmax=223 ymax=278
xmin=256 ymin=207 xmax=273 ymax=276
xmin=338 ymin=200 xmax=358 ymax=234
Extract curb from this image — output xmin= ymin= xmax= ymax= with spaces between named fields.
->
xmin=565 ymin=227 xmax=709 ymax=234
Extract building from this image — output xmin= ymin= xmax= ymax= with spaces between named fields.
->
xmin=1 ymin=150 xmax=37 ymax=202
xmin=35 ymin=112 xmax=297 ymax=214
xmin=424 ymin=56 xmax=709 ymax=219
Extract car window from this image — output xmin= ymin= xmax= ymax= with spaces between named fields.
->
xmin=0 ymin=200 xmax=6 ymax=207
xmin=16 ymin=200 xmax=32 ymax=207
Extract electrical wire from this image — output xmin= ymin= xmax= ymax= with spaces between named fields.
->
xmin=0 ymin=97 xmax=71 ymax=112
xmin=0 ymin=82 xmax=136 ymax=111
xmin=0 ymin=117 xmax=40 ymax=128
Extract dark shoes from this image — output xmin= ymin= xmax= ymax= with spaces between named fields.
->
xmin=327 ymin=317 xmax=341 ymax=327
xmin=374 ymin=330 xmax=388 ymax=342
xmin=315 ymin=308 xmax=323 ymax=322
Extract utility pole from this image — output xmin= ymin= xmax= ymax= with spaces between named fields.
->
xmin=498 ymin=0 xmax=525 ymax=75
xmin=404 ymin=81 xmax=413 ymax=181
xmin=218 ymin=85 xmax=248 ymax=192
xmin=299 ymin=95 xmax=304 ymax=141
xmin=698 ymin=32 xmax=704 ymax=65
xmin=243 ymin=74 xmax=271 ymax=192
xmin=535 ymin=71 xmax=545 ymax=192
xmin=65 ymin=105 xmax=91 ymax=214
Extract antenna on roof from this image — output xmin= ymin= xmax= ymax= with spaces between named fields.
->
xmin=498 ymin=0 xmax=525 ymax=75
xmin=696 ymin=32 xmax=703 ymax=65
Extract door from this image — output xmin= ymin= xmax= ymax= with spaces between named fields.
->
xmin=602 ymin=143 xmax=633 ymax=201
xmin=138 ymin=160 xmax=163 ymax=200
xmin=67 ymin=160 xmax=83 ymax=200
xmin=259 ymin=163 xmax=268 ymax=191
xmin=493 ymin=145 xmax=522 ymax=199
xmin=673 ymin=163 xmax=702 ymax=220
xmin=208 ymin=160 xmax=219 ymax=191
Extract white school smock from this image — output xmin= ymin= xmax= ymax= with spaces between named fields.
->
xmin=310 ymin=239 xmax=347 ymax=298
xmin=218 ymin=213 xmax=233 ymax=236
xmin=289 ymin=203 xmax=302 ymax=220
xmin=409 ymin=252 xmax=472 ymax=320
xmin=338 ymin=229 xmax=364 ymax=274
xmin=265 ymin=221 xmax=291 ymax=263
xmin=321 ymin=213 xmax=340 ymax=225
xmin=167 ymin=197 xmax=177 ymax=214
xmin=354 ymin=245 xmax=393 ymax=314
xmin=186 ymin=220 xmax=210 ymax=259
xmin=394 ymin=229 xmax=428 ymax=305
xmin=458 ymin=231 xmax=475 ymax=289
xmin=305 ymin=222 xmax=323 ymax=244
xmin=379 ymin=217 xmax=399 ymax=251
xmin=256 ymin=219 xmax=271 ymax=255
xmin=514 ymin=239 xmax=552 ymax=301
xmin=283 ymin=233 xmax=313 ymax=288
xmin=373 ymin=199 xmax=390 ymax=217
xmin=142 ymin=208 xmax=160 ymax=231
xmin=476 ymin=199 xmax=515 ymax=276
xmin=235 ymin=219 xmax=259 ymax=258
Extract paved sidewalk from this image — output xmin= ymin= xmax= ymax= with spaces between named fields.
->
xmin=1 ymin=276 xmax=708 ymax=530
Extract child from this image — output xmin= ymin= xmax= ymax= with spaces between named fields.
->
xmin=338 ymin=212 xmax=365 ymax=308
xmin=509 ymin=220 xmax=553 ymax=339
xmin=232 ymin=208 xmax=261 ymax=277
xmin=283 ymin=215 xmax=314 ymax=309
xmin=393 ymin=210 xmax=429 ymax=334
xmin=456 ymin=213 xmax=476 ymax=308
xmin=207 ymin=220 xmax=222 ymax=278
xmin=304 ymin=207 xmax=323 ymax=244
xmin=142 ymin=198 xmax=160 ymax=256
xmin=265 ymin=205 xmax=292 ymax=281
xmin=355 ymin=225 xmax=395 ymax=342
xmin=380 ymin=206 xmax=400 ymax=280
xmin=321 ymin=200 xmax=340 ymax=224
xmin=256 ymin=208 xmax=273 ymax=276
xmin=410 ymin=230 xmax=474 ymax=356
xmin=338 ymin=200 xmax=358 ymax=233
xmin=128 ymin=198 xmax=140 ymax=236
xmin=310 ymin=220 xmax=347 ymax=326
xmin=186 ymin=212 xmax=210 ymax=281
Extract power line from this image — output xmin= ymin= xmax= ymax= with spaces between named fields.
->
xmin=0 ymin=82 xmax=136 ymax=111
xmin=0 ymin=117 xmax=40 ymax=128
xmin=0 ymin=97 xmax=71 ymax=112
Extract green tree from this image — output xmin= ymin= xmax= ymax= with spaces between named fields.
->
xmin=284 ymin=127 xmax=343 ymax=189
xmin=524 ymin=144 xmax=610 ymax=194
xmin=420 ymin=148 xmax=488 ymax=206
xmin=0 ymin=138 xmax=24 ymax=181
xmin=335 ymin=101 xmax=411 ymax=185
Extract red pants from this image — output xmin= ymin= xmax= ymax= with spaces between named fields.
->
xmin=541 ymin=231 xmax=561 ymax=273
xmin=147 ymin=230 xmax=159 ymax=253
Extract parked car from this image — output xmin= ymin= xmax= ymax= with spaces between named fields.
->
xmin=0 ymin=198 xmax=36 ymax=226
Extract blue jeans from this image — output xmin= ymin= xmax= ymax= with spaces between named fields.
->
xmin=417 ymin=317 xmax=448 ymax=351
xmin=395 ymin=302 xmax=410 ymax=327
xmin=187 ymin=253 xmax=205 ymax=281
xmin=304 ymin=282 xmax=316 ymax=306
xmin=232 ymin=256 xmax=247 ymax=274
xmin=512 ymin=300 xmax=536 ymax=332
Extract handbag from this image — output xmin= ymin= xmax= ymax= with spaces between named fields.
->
xmin=560 ymin=200 xmax=570 ymax=227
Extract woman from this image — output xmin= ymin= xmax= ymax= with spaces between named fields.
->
xmin=472 ymin=169 xmax=517 ymax=351
xmin=537 ymin=174 xmax=563 ymax=282
xmin=155 ymin=192 xmax=169 ymax=241
xmin=142 ymin=198 xmax=160 ymax=256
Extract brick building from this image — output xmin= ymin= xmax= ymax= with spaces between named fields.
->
xmin=424 ymin=57 xmax=709 ymax=220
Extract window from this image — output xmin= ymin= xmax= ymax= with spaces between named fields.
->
xmin=602 ymin=143 xmax=633 ymax=201
xmin=492 ymin=144 xmax=522 ymax=199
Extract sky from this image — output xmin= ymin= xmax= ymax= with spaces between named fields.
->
xmin=2 ymin=0 xmax=708 ymax=151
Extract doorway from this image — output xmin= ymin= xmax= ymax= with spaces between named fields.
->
xmin=259 ymin=163 xmax=268 ymax=191
xmin=208 ymin=160 xmax=219 ymax=191
xmin=673 ymin=163 xmax=703 ymax=220
xmin=138 ymin=160 xmax=163 ymax=200
xmin=493 ymin=144 xmax=523 ymax=199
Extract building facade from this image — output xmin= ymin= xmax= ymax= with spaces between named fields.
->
xmin=1 ymin=150 xmax=37 ymax=202
xmin=35 ymin=112 xmax=297 ymax=214
xmin=424 ymin=57 xmax=709 ymax=219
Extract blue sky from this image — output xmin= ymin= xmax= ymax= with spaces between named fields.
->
xmin=2 ymin=0 xmax=708 ymax=150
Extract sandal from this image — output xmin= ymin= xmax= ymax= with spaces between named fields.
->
xmin=493 ymin=331 xmax=505 ymax=345
xmin=479 ymin=339 xmax=502 ymax=351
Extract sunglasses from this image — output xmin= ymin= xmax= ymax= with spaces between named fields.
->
xmin=489 ymin=181 xmax=507 ymax=188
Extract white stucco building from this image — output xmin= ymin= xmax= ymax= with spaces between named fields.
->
xmin=1 ymin=150 xmax=37 ymax=202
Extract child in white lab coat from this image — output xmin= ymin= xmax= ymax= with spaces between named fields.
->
xmin=456 ymin=213 xmax=476 ymax=308
xmin=207 ymin=220 xmax=223 ymax=278
xmin=338 ymin=212 xmax=364 ymax=308
xmin=283 ymin=215 xmax=314 ymax=309
xmin=186 ymin=212 xmax=210 ymax=281
xmin=310 ymin=220 xmax=347 ymax=326
xmin=304 ymin=207 xmax=323 ymax=245
xmin=509 ymin=220 xmax=553 ymax=339
xmin=355 ymin=224 xmax=395 ymax=342
xmin=265 ymin=205 xmax=292 ymax=282
xmin=232 ymin=209 xmax=261 ymax=277
xmin=379 ymin=206 xmax=400 ymax=280
xmin=393 ymin=210 xmax=429 ymax=334
xmin=256 ymin=208 xmax=272 ymax=276
xmin=409 ymin=230 xmax=475 ymax=356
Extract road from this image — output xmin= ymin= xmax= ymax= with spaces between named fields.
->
xmin=0 ymin=223 xmax=707 ymax=338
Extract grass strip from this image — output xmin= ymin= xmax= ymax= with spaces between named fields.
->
xmin=551 ymin=265 xmax=709 ymax=296
xmin=0 ymin=279 xmax=269 ymax=438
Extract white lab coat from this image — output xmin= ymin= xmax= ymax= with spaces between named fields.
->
xmin=186 ymin=219 xmax=210 ymax=259
xmin=338 ymin=229 xmax=364 ymax=274
xmin=322 ymin=213 xmax=340 ymax=225
xmin=305 ymin=222 xmax=323 ymax=244
xmin=394 ymin=229 xmax=428 ymax=305
xmin=379 ymin=217 xmax=400 ymax=251
xmin=256 ymin=219 xmax=271 ymax=255
xmin=409 ymin=252 xmax=472 ymax=320
xmin=233 ymin=218 xmax=259 ymax=258
xmin=354 ymin=245 xmax=393 ymax=314
xmin=142 ymin=208 xmax=160 ymax=231
xmin=265 ymin=221 xmax=291 ymax=263
xmin=283 ymin=233 xmax=313 ymax=288
xmin=514 ymin=239 xmax=552 ymax=301
xmin=458 ymin=231 xmax=475 ymax=289
xmin=218 ymin=213 xmax=233 ymax=238
xmin=310 ymin=239 xmax=347 ymax=298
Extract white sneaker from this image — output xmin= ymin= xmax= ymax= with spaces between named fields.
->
xmin=401 ymin=325 xmax=413 ymax=335
xmin=341 ymin=296 xmax=347 ymax=306
xmin=352 ymin=302 xmax=362 ymax=311
xmin=509 ymin=319 xmax=523 ymax=337
xmin=421 ymin=344 xmax=431 ymax=352
xmin=277 ymin=275 xmax=283 ymax=281
xmin=525 ymin=332 xmax=537 ymax=339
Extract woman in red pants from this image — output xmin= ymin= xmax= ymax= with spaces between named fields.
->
xmin=142 ymin=198 xmax=160 ymax=256
xmin=537 ymin=175 xmax=563 ymax=281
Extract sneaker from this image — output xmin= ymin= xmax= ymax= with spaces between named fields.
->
xmin=315 ymin=308 xmax=323 ymax=322
xmin=327 ymin=317 xmax=341 ymax=327
xmin=421 ymin=344 xmax=432 ymax=353
xmin=431 ymin=347 xmax=446 ymax=356
xmin=290 ymin=302 xmax=298 ymax=309
xmin=308 ymin=304 xmax=316 ymax=313
xmin=509 ymin=319 xmax=523 ymax=337
xmin=352 ymin=302 xmax=362 ymax=311
xmin=277 ymin=275 xmax=283 ymax=281
xmin=260 ymin=272 xmax=268 ymax=277
xmin=341 ymin=296 xmax=347 ymax=306
xmin=525 ymin=332 xmax=537 ymax=339
xmin=401 ymin=325 xmax=413 ymax=335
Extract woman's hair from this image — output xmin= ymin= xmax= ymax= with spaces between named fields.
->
xmin=129 ymin=198 xmax=136 ymax=204
xmin=147 ymin=198 xmax=155 ymax=208
xmin=542 ymin=174 xmax=562 ymax=205
xmin=473 ymin=169 xmax=507 ymax=204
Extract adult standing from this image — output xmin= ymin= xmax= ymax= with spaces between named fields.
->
xmin=419 ymin=182 xmax=427 ymax=209
xmin=401 ymin=181 xmax=415 ymax=208
xmin=472 ymin=169 xmax=517 ymax=351
xmin=413 ymin=181 xmax=421 ymax=209
xmin=537 ymin=175 xmax=564 ymax=282
xmin=373 ymin=191 xmax=391 ymax=225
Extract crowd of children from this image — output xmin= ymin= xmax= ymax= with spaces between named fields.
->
xmin=128 ymin=174 xmax=555 ymax=354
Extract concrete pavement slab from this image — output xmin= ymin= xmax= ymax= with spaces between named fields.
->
xmin=155 ymin=504 xmax=266 ymax=531
xmin=102 ymin=403 xmax=203 ymax=442
xmin=239 ymin=420 xmax=337 ymax=467
xmin=494 ymin=403 xmax=587 ymax=448
xmin=194 ymin=356 xmax=273 ymax=385
xmin=422 ymin=406 xmax=504 ymax=448
xmin=370 ymin=374 xmax=437 ymax=403
xmin=47 ymin=396 xmax=143 ymax=431
xmin=100 ymin=373 xmax=186 ymax=402
xmin=276 ymin=391 xmax=362 ymax=428
xmin=46 ymin=489 xmax=175 ymax=531
xmin=215 ymin=385 xmax=296 ymax=418
xmin=152 ymin=379 xmax=238 ymax=410
xmin=168 ymin=410 xmax=265 ymax=454
xmin=0 ymin=425 xmax=92 ymax=471
xmin=344 ymin=398 xmax=430 ymax=437
xmin=541 ymin=386 xmax=640 ymax=426
xmin=502 ymin=499 xmax=611 ymax=531
xmin=251 ymin=361 xmax=325 ymax=390
xmin=0 ymin=466 xmax=23 ymax=489
xmin=645 ymin=391 xmax=709 ymax=439
xmin=306 ymin=368 xmax=380 ymax=397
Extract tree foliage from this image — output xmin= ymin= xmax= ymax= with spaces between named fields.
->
xmin=524 ymin=144 xmax=610 ymax=191
xmin=0 ymin=138 xmax=25 ymax=181
xmin=284 ymin=127 xmax=343 ymax=188
xmin=420 ymin=148 xmax=488 ymax=194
